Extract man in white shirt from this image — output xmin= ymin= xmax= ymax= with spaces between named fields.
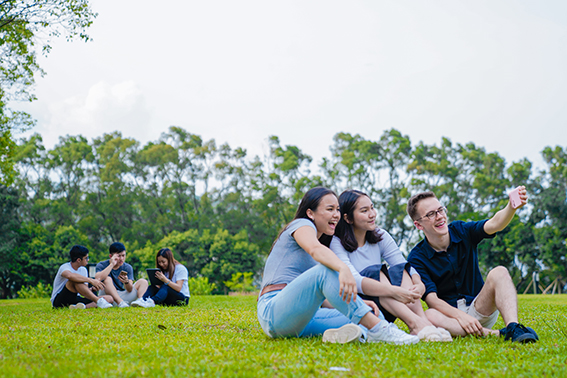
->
xmin=51 ymin=245 xmax=114 ymax=309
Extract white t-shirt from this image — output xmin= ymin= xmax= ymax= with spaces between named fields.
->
xmin=50 ymin=262 xmax=88 ymax=304
xmin=166 ymin=264 xmax=190 ymax=298
xmin=330 ymin=231 xmax=418 ymax=294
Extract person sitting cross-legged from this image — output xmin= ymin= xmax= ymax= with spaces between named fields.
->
xmin=406 ymin=187 xmax=538 ymax=343
xmin=51 ymin=245 xmax=114 ymax=309
xmin=95 ymin=242 xmax=149 ymax=308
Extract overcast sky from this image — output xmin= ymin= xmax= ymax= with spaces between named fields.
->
xmin=12 ymin=0 xmax=567 ymax=172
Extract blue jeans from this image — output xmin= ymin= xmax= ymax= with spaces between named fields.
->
xmin=143 ymin=285 xmax=189 ymax=306
xmin=257 ymin=264 xmax=382 ymax=338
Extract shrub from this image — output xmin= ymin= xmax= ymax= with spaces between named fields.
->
xmin=224 ymin=272 xmax=256 ymax=294
xmin=188 ymin=276 xmax=217 ymax=295
xmin=17 ymin=282 xmax=53 ymax=299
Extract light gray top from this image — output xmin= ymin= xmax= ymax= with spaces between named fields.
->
xmin=330 ymin=231 xmax=418 ymax=294
xmin=50 ymin=262 xmax=88 ymax=304
xmin=167 ymin=263 xmax=190 ymax=298
xmin=260 ymin=218 xmax=318 ymax=291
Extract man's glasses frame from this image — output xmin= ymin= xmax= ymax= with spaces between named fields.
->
xmin=416 ymin=206 xmax=447 ymax=222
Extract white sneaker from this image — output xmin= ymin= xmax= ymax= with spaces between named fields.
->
xmin=96 ymin=297 xmax=113 ymax=309
xmin=436 ymin=327 xmax=453 ymax=342
xmin=118 ymin=300 xmax=129 ymax=308
xmin=322 ymin=324 xmax=362 ymax=344
xmin=143 ymin=298 xmax=155 ymax=308
xmin=69 ymin=303 xmax=86 ymax=310
xmin=417 ymin=325 xmax=442 ymax=342
xmin=367 ymin=322 xmax=420 ymax=345
xmin=130 ymin=298 xmax=145 ymax=308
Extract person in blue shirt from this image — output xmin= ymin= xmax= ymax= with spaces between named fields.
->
xmin=406 ymin=187 xmax=538 ymax=343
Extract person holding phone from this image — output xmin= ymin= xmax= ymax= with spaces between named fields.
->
xmin=257 ymin=187 xmax=419 ymax=345
xmin=95 ymin=242 xmax=148 ymax=307
xmin=330 ymin=190 xmax=451 ymax=342
xmin=131 ymin=248 xmax=190 ymax=307
xmin=406 ymin=187 xmax=538 ymax=343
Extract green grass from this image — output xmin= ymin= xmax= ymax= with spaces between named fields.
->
xmin=1 ymin=295 xmax=566 ymax=377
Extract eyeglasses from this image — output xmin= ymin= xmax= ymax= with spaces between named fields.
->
xmin=416 ymin=206 xmax=447 ymax=222
xmin=83 ymin=256 xmax=90 ymax=261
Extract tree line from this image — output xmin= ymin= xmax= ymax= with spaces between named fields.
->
xmin=1 ymin=126 xmax=566 ymax=298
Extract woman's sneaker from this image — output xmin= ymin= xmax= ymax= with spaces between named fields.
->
xmin=69 ymin=303 xmax=86 ymax=310
xmin=322 ymin=324 xmax=362 ymax=344
xmin=367 ymin=322 xmax=420 ymax=345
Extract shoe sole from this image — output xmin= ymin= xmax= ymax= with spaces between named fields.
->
xmin=322 ymin=324 xmax=362 ymax=344
xmin=514 ymin=334 xmax=538 ymax=343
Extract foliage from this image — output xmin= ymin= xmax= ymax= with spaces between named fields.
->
xmin=0 ymin=295 xmax=566 ymax=377
xmin=0 ymin=0 xmax=96 ymax=184
xmin=187 ymin=276 xmax=217 ymax=296
xmin=4 ymin=126 xmax=567 ymax=298
xmin=224 ymin=272 xmax=256 ymax=293
xmin=16 ymin=282 xmax=52 ymax=298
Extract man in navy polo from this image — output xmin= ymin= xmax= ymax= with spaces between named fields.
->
xmin=406 ymin=188 xmax=538 ymax=343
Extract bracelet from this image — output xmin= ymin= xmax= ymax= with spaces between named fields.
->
xmin=165 ymin=280 xmax=170 ymax=286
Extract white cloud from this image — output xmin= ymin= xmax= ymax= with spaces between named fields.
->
xmin=40 ymin=81 xmax=153 ymax=147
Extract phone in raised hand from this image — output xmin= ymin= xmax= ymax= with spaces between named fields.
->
xmin=509 ymin=186 xmax=522 ymax=209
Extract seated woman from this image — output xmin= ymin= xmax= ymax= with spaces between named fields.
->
xmin=257 ymin=186 xmax=419 ymax=344
xmin=131 ymin=248 xmax=190 ymax=307
xmin=330 ymin=189 xmax=451 ymax=342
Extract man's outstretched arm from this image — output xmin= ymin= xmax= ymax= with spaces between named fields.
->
xmin=484 ymin=185 xmax=528 ymax=235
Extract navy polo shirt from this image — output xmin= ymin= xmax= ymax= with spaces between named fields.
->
xmin=407 ymin=220 xmax=494 ymax=308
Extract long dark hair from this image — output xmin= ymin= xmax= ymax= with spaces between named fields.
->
xmin=156 ymin=248 xmax=179 ymax=278
xmin=270 ymin=187 xmax=338 ymax=251
xmin=335 ymin=190 xmax=383 ymax=252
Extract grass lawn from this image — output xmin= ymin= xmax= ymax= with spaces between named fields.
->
xmin=1 ymin=294 xmax=566 ymax=377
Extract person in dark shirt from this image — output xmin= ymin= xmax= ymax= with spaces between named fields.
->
xmin=406 ymin=187 xmax=538 ymax=343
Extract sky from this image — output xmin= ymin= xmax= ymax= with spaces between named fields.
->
xmin=12 ymin=0 xmax=567 ymax=172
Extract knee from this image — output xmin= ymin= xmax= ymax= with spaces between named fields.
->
xmin=486 ymin=266 xmax=512 ymax=284
xmin=136 ymin=279 xmax=148 ymax=287
xmin=424 ymin=308 xmax=444 ymax=326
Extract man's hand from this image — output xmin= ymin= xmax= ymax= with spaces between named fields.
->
xmin=118 ymin=273 xmax=129 ymax=284
xmin=109 ymin=254 xmax=120 ymax=267
xmin=89 ymin=278 xmax=105 ymax=291
xmin=390 ymin=286 xmax=421 ymax=304
xmin=457 ymin=312 xmax=484 ymax=336
xmin=338 ymin=267 xmax=357 ymax=304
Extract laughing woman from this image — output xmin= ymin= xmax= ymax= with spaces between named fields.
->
xmin=330 ymin=190 xmax=452 ymax=342
xmin=257 ymin=187 xmax=419 ymax=344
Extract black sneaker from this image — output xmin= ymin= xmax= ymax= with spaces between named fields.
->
xmin=499 ymin=322 xmax=538 ymax=343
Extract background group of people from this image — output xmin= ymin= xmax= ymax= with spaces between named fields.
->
xmin=50 ymin=243 xmax=190 ymax=309
xmin=258 ymin=186 xmax=539 ymax=344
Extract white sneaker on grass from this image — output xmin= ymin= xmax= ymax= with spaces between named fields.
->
xmin=118 ymin=300 xmax=129 ymax=308
xmin=322 ymin=324 xmax=362 ymax=344
xmin=130 ymin=298 xmax=146 ymax=308
xmin=142 ymin=298 xmax=155 ymax=308
xmin=367 ymin=322 xmax=420 ymax=345
xmin=69 ymin=303 xmax=86 ymax=310
xmin=96 ymin=297 xmax=113 ymax=309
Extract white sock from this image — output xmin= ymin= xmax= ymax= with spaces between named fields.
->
xmin=369 ymin=320 xmax=388 ymax=333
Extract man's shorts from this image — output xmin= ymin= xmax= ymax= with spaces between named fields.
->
xmin=52 ymin=285 xmax=93 ymax=308
xmin=100 ymin=286 xmax=138 ymax=306
xmin=457 ymin=297 xmax=499 ymax=329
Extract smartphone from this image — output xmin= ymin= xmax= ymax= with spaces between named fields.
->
xmin=509 ymin=186 xmax=522 ymax=209
xmin=119 ymin=270 xmax=128 ymax=278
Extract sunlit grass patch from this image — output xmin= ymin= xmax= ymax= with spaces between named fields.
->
xmin=1 ymin=295 xmax=566 ymax=377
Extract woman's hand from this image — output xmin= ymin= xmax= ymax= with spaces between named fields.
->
xmin=362 ymin=299 xmax=380 ymax=316
xmin=338 ymin=267 xmax=357 ymax=304
xmin=408 ymin=282 xmax=425 ymax=297
xmin=155 ymin=270 xmax=168 ymax=283
xmin=390 ymin=286 xmax=421 ymax=304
